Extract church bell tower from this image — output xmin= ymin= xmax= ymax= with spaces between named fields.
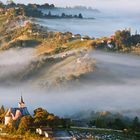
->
xmin=18 ymin=96 xmax=26 ymax=108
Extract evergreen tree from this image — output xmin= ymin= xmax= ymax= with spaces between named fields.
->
xmin=61 ymin=13 xmax=66 ymax=17
xmin=132 ymin=117 xmax=140 ymax=131
xmin=48 ymin=11 xmax=51 ymax=17
xmin=113 ymin=118 xmax=125 ymax=130
xmin=78 ymin=13 xmax=83 ymax=18
xmin=0 ymin=105 xmax=5 ymax=115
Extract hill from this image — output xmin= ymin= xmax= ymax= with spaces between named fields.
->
xmin=0 ymin=12 xmax=95 ymax=89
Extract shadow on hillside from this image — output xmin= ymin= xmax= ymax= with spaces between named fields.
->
xmin=14 ymin=39 xmax=42 ymax=48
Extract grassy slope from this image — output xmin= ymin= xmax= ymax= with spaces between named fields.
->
xmin=0 ymin=15 xmax=95 ymax=87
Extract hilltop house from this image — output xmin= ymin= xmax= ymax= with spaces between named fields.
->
xmin=81 ymin=35 xmax=90 ymax=41
xmin=5 ymin=96 xmax=30 ymax=126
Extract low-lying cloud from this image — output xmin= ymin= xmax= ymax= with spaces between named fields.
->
xmin=0 ymin=48 xmax=36 ymax=82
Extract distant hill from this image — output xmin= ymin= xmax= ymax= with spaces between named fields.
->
xmin=65 ymin=6 xmax=100 ymax=13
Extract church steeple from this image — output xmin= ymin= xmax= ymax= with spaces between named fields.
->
xmin=20 ymin=96 xmax=24 ymax=104
xmin=18 ymin=96 xmax=26 ymax=108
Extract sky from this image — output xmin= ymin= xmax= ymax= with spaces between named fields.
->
xmin=1 ymin=0 xmax=140 ymax=12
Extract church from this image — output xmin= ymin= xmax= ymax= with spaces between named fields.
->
xmin=5 ymin=96 xmax=30 ymax=126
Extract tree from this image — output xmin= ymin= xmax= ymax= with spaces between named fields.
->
xmin=78 ymin=13 xmax=83 ymax=18
xmin=48 ymin=11 xmax=51 ymax=17
xmin=61 ymin=118 xmax=71 ymax=128
xmin=17 ymin=116 xmax=33 ymax=134
xmin=0 ymin=105 xmax=5 ymax=123
xmin=33 ymin=108 xmax=62 ymax=127
xmin=130 ymin=34 xmax=140 ymax=46
xmin=47 ymin=114 xmax=59 ymax=127
xmin=112 ymin=118 xmax=125 ymax=130
xmin=132 ymin=117 xmax=140 ymax=131
xmin=95 ymin=118 xmax=106 ymax=128
xmin=0 ymin=105 xmax=5 ymax=115
xmin=43 ymin=3 xmax=49 ymax=8
xmin=50 ymin=4 xmax=55 ymax=8
xmin=47 ymin=114 xmax=55 ymax=121
xmin=33 ymin=108 xmax=49 ymax=126
xmin=74 ymin=15 xmax=78 ymax=18
xmin=61 ymin=13 xmax=66 ymax=18
xmin=115 ymin=29 xmax=131 ymax=49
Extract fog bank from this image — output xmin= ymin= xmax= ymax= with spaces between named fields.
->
xmin=0 ymin=51 xmax=140 ymax=117
xmin=0 ymin=48 xmax=36 ymax=84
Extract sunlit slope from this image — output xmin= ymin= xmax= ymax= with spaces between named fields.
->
xmin=0 ymin=48 xmax=95 ymax=88
xmin=20 ymin=49 xmax=96 ymax=88
xmin=0 ymin=14 xmax=95 ymax=88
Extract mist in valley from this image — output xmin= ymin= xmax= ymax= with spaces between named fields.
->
xmin=0 ymin=47 xmax=140 ymax=118
xmin=0 ymin=48 xmax=37 ymax=85
xmin=0 ymin=0 xmax=140 ymax=118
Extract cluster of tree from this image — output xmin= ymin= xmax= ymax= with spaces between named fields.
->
xmin=89 ymin=115 xmax=140 ymax=132
xmin=94 ymin=29 xmax=140 ymax=51
xmin=0 ymin=2 xmax=54 ymax=17
xmin=44 ymin=11 xmax=83 ymax=19
xmin=33 ymin=108 xmax=71 ymax=128
xmin=0 ymin=1 xmax=55 ymax=9
xmin=1 ymin=107 xmax=71 ymax=135
xmin=2 ymin=6 xmax=44 ymax=18
xmin=15 ymin=108 xmax=71 ymax=134
xmin=35 ymin=3 xmax=55 ymax=9
xmin=16 ymin=7 xmax=83 ymax=19
xmin=114 ymin=29 xmax=132 ymax=49
xmin=0 ymin=1 xmax=84 ymax=19
xmin=15 ymin=110 xmax=70 ymax=135
xmin=23 ymin=7 xmax=44 ymax=18
xmin=3 ymin=7 xmax=25 ymax=18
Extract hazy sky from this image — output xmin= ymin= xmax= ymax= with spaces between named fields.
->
xmin=1 ymin=0 xmax=140 ymax=12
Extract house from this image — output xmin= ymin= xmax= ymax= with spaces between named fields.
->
xmin=74 ymin=34 xmax=81 ymax=39
xmin=5 ymin=96 xmax=30 ymax=126
xmin=81 ymin=35 xmax=90 ymax=41
xmin=71 ymin=34 xmax=81 ymax=41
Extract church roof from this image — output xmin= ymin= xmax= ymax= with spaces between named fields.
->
xmin=12 ymin=96 xmax=29 ymax=117
xmin=11 ymin=107 xmax=30 ymax=117
xmin=5 ymin=96 xmax=30 ymax=126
